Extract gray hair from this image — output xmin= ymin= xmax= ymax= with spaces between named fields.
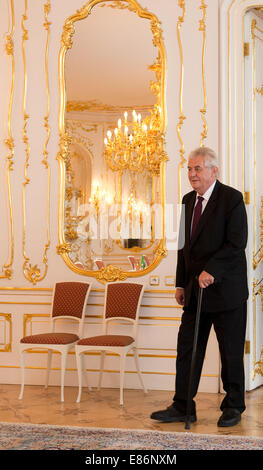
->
xmin=188 ymin=147 xmax=219 ymax=169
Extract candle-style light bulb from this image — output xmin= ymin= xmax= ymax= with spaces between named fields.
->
xmin=104 ymin=137 xmax=108 ymax=145
xmin=124 ymin=126 xmax=128 ymax=135
xmin=107 ymin=130 xmax=112 ymax=139
xmin=118 ymin=119 xmax=122 ymax=129
xmin=114 ymin=128 xmax=118 ymax=136
xmin=143 ymin=124 xmax=147 ymax=132
xmin=132 ymin=110 xmax=137 ymax=122
xmin=124 ymin=111 xmax=128 ymax=121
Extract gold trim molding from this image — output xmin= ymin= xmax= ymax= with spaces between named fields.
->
xmin=57 ymin=0 xmax=167 ymax=283
xmin=256 ymin=84 xmax=263 ymax=95
xmin=254 ymin=347 xmax=263 ymax=377
xmin=177 ymin=0 xmax=186 ymax=203
xmin=252 ymin=196 xmax=263 ymax=270
xmin=21 ymin=0 xmax=51 ymax=285
xmin=23 ymin=313 xmax=49 ymax=337
xmin=199 ymin=0 xmax=207 ymax=146
xmin=252 ymin=277 xmax=263 ymax=379
xmin=1 ymin=0 xmax=15 ymax=280
xmin=0 ymin=313 xmax=12 ymax=352
xmin=66 ymin=100 xmax=153 ymax=113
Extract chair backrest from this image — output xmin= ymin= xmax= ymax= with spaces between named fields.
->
xmin=103 ymin=282 xmax=144 ymax=337
xmin=51 ymin=281 xmax=92 ymax=336
xmin=144 ymin=255 xmax=150 ymax=267
xmin=95 ymin=260 xmax=105 ymax=269
xmin=128 ymin=256 xmax=137 ymax=270
xmin=74 ymin=261 xmax=84 ymax=269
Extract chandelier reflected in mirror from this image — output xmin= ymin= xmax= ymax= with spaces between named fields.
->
xmin=104 ymin=105 xmax=167 ymax=175
xmin=58 ymin=0 xmax=168 ymax=282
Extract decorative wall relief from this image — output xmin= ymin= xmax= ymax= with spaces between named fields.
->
xmin=0 ymin=313 xmax=12 ymax=352
xmin=199 ymin=0 xmax=207 ymax=146
xmin=1 ymin=0 xmax=15 ymax=280
xmin=21 ymin=0 xmax=51 ymax=285
xmin=253 ymin=277 xmax=263 ymax=379
xmin=177 ymin=0 xmax=186 ymax=202
xmin=253 ymin=197 xmax=263 ymax=269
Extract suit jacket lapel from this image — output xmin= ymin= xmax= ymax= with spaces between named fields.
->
xmin=189 ymin=180 xmax=221 ymax=248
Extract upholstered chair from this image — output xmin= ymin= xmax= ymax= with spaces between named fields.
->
xmin=19 ymin=281 xmax=92 ymax=402
xmin=95 ymin=260 xmax=105 ymax=269
xmin=75 ymin=282 xmax=147 ymax=405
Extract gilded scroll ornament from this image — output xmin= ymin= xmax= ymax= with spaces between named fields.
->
xmin=0 ymin=313 xmax=12 ymax=353
xmin=254 ymin=347 xmax=263 ymax=377
xmin=66 ymin=120 xmax=95 ymax=154
xmin=253 ymin=197 xmax=263 ymax=270
xmin=21 ymin=0 xmax=51 ymax=285
xmin=67 ymin=100 xmax=152 ymax=113
xmin=2 ymin=269 xmax=12 ymax=280
xmin=252 ymin=278 xmax=263 ymax=379
xmin=253 ymin=247 xmax=263 ymax=270
xmin=57 ymin=243 xmax=71 ymax=254
xmin=177 ymin=0 xmax=186 ymax=202
xmin=61 ymin=23 xmax=75 ymax=50
xmin=153 ymin=245 xmax=167 ymax=258
xmin=96 ymin=265 xmax=128 ymax=283
xmin=100 ymin=0 xmax=137 ymax=13
xmin=1 ymin=0 xmax=15 ymax=279
xmin=199 ymin=0 xmax=207 ymax=146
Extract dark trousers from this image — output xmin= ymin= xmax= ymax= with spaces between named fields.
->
xmin=173 ymin=298 xmax=247 ymax=414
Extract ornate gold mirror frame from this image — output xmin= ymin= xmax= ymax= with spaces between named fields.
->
xmin=57 ymin=0 xmax=168 ymax=283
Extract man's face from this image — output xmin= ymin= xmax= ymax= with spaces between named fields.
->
xmin=187 ymin=154 xmax=218 ymax=195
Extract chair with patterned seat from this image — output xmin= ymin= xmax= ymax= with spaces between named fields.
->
xmin=75 ymin=282 xmax=147 ymax=405
xmin=19 ymin=281 xmax=92 ymax=402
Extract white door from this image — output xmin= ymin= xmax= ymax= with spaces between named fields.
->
xmin=244 ymin=8 xmax=263 ymax=391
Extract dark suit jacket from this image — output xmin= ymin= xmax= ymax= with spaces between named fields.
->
xmin=176 ymin=180 xmax=248 ymax=312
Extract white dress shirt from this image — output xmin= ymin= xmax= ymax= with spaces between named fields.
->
xmin=193 ymin=180 xmax=217 ymax=214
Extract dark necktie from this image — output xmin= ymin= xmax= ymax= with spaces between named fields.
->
xmin=191 ymin=196 xmax=204 ymax=238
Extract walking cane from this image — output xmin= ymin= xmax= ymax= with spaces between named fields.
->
xmin=185 ymin=286 xmax=203 ymax=430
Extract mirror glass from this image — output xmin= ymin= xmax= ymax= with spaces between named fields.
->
xmin=58 ymin=0 xmax=167 ymax=280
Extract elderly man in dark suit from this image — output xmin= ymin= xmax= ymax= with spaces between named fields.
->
xmin=151 ymin=147 xmax=248 ymax=427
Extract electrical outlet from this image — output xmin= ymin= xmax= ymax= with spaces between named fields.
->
xmin=165 ymin=276 xmax=175 ymax=286
xmin=150 ymin=276 xmax=160 ymax=286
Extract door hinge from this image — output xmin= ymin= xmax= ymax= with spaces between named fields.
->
xmin=245 ymin=340 xmax=250 ymax=354
xmin=244 ymin=42 xmax=250 ymax=56
xmin=244 ymin=191 xmax=250 ymax=204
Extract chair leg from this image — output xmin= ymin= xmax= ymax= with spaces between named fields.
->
xmin=119 ymin=353 xmax=126 ymax=406
xmin=82 ymin=354 xmax=92 ymax=392
xmin=134 ymin=348 xmax=147 ymax=393
xmin=19 ymin=350 xmax=26 ymax=400
xmin=45 ymin=350 xmax=52 ymax=389
xmin=60 ymin=351 xmax=68 ymax=402
xmin=98 ymin=351 xmax=105 ymax=390
xmin=76 ymin=351 xmax=83 ymax=403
